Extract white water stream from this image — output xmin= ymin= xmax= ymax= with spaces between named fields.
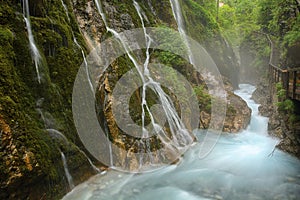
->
xmin=93 ymin=0 xmax=194 ymax=169
xmin=63 ymin=84 xmax=300 ymax=199
xmin=169 ymin=0 xmax=194 ymax=65
xmin=60 ymin=151 xmax=75 ymax=190
xmin=47 ymin=129 xmax=101 ymax=173
xmin=22 ymin=0 xmax=43 ymax=83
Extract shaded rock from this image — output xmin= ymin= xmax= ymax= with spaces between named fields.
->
xmin=224 ymin=92 xmax=251 ymax=133
xmin=253 ymin=79 xmax=300 ymax=158
xmin=200 ymin=91 xmax=251 ymax=133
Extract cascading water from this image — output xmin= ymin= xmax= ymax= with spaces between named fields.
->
xmin=60 ymin=0 xmax=94 ymax=93
xmin=147 ymin=0 xmax=156 ymax=17
xmin=169 ymin=0 xmax=194 ymax=65
xmin=22 ymin=0 xmax=43 ymax=83
xmin=60 ymin=0 xmax=70 ymax=22
xmin=133 ymin=0 xmax=160 ymax=166
xmin=169 ymin=0 xmax=223 ymax=97
xmin=73 ymin=38 xmax=94 ymax=93
xmin=47 ymin=129 xmax=101 ymax=173
xmin=60 ymin=150 xmax=75 ymax=190
xmin=63 ymin=84 xmax=300 ymax=200
xmin=93 ymin=0 xmax=193 ymax=168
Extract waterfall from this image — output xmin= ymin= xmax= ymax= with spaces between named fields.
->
xmin=47 ymin=129 xmax=69 ymax=143
xmin=169 ymin=0 xmax=222 ymax=98
xmin=22 ymin=0 xmax=42 ymax=83
xmin=60 ymin=151 xmax=75 ymax=190
xmin=60 ymin=0 xmax=70 ymax=22
xmin=47 ymin=129 xmax=101 ymax=173
xmin=94 ymin=0 xmax=193 ymax=168
xmin=133 ymin=0 xmax=155 ymax=138
xmin=169 ymin=0 xmax=194 ymax=66
xmin=63 ymin=84 xmax=300 ymax=200
xmin=147 ymin=0 xmax=156 ymax=16
xmin=78 ymin=149 xmax=102 ymax=173
xmin=73 ymin=38 xmax=94 ymax=93
xmin=133 ymin=0 xmax=155 ymax=166
xmin=60 ymin=0 xmax=94 ymax=93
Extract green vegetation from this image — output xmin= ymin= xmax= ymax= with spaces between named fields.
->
xmin=1 ymin=0 xmax=299 ymax=198
xmin=216 ymin=0 xmax=299 ymax=133
xmin=219 ymin=0 xmax=260 ymax=46
xmin=275 ymin=82 xmax=295 ymax=113
xmin=193 ymin=85 xmax=211 ymax=113
xmin=0 ymin=0 xmax=94 ymax=199
xmin=218 ymin=0 xmax=299 ymax=65
xmin=283 ymin=14 xmax=300 ymax=47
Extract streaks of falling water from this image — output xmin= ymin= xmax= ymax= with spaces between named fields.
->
xmin=133 ymin=0 xmax=156 ymax=166
xmin=22 ymin=0 xmax=42 ymax=83
xmin=47 ymin=129 xmax=101 ymax=173
xmin=60 ymin=150 xmax=75 ymax=190
xmin=60 ymin=0 xmax=70 ymax=22
xmin=169 ymin=0 xmax=223 ymax=98
xmin=60 ymin=0 xmax=94 ymax=93
xmin=169 ymin=0 xmax=194 ymax=66
xmin=93 ymin=0 xmax=193 ymax=168
xmin=147 ymin=0 xmax=156 ymax=17
xmin=63 ymin=84 xmax=300 ymax=200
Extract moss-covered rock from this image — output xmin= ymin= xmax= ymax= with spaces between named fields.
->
xmin=1 ymin=0 xmax=250 ymax=198
xmin=181 ymin=0 xmax=240 ymax=88
xmin=0 ymin=1 xmax=100 ymax=199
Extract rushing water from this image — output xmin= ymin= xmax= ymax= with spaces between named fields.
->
xmin=63 ymin=84 xmax=300 ymax=200
xmin=169 ymin=0 xmax=222 ymax=98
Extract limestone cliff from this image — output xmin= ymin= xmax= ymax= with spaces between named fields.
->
xmin=0 ymin=0 xmax=251 ymax=199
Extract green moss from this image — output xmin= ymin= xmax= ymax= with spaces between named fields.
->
xmin=181 ymin=0 xmax=219 ymax=42
xmin=0 ymin=1 xmax=92 ymax=199
xmin=193 ymin=85 xmax=212 ymax=113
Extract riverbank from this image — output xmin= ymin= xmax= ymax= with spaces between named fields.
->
xmin=62 ymin=84 xmax=300 ymax=200
xmin=252 ymin=79 xmax=300 ymax=159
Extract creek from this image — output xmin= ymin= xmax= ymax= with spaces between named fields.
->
xmin=63 ymin=84 xmax=300 ymax=200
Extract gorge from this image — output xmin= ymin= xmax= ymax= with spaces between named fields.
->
xmin=0 ymin=0 xmax=299 ymax=199
xmin=63 ymin=84 xmax=300 ymax=200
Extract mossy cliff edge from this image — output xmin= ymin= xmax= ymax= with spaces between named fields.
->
xmin=1 ymin=0 xmax=249 ymax=199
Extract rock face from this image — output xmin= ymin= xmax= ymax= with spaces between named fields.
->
xmin=252 ymin=79 xmax=300 ymax=158
xmin=0 ymin=0 xmax=252 ymax=199
xmin=223 ymin=92 xmax=251 ymax=133
xmin=0 ymin=1 xmax=101 ymax=199
xmin=199 ymin=91 xmax=251 ymax=133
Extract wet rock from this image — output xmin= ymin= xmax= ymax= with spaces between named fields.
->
xmin=200 ymin=92 xmax=251 ymax=133
xmin=253 ymin=79 xmax=300 ymax=158
xmin=120 ymin=13 xmax=135 ymax=29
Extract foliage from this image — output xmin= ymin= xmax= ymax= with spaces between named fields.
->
xmin=193 ymin=85 xmax=212 ymax=113
xmin=283 ymin=15 xmax=300 ymax=47
xmin=258 ymin=0 xmax=299 ymax=37
xmin=275 ymin=82 xmax=295 ymax=113
xmin=0 ymin=0 xmax=93 ymax=199
xmin=257 ymin=0 xmax=299 ymax=66
xmin=218 ymin=0 xmax=260 ymax=46
xmin=181 ymin=0 xmax=219 ymax=42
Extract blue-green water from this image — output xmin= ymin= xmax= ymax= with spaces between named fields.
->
xmin=63 ymin=84 xmax=300 ymax=200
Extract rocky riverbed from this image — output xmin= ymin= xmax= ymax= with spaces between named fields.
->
xmin=252 ymin=79 xmax=300 ymax=158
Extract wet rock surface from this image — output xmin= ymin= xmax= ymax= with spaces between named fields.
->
xmin=252 ymin=79 xmax=300 ymax=159
xmin=200 ymin=90 xmax=251 ymax=133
